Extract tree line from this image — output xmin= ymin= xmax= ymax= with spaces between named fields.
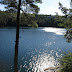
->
xmin=0 ymin=10 xmax=62 ymax=28
xmin=0 ymin=10 xmax=38 ymax=27
xmin=35 ymin=14 xmax=61 ymax=27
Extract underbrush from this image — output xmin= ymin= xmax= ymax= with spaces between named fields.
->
xmin=58 ymin=52 xmax=72 ymax=72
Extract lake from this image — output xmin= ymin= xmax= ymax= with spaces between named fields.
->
xmin=0 ymin=27 xmax=72 ymax=72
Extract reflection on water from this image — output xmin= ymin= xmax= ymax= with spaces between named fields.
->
xmin=18 ymin=49 xmax=63 ymax=72
xmin=29 ymin=50 xmax=62 ymax=72
xmin=0 ymin=27 xmax=72 ymax=72
xmin=43 ymin=42 xmax=52 ymax=47
xmin=41 ymin=27 xmax=66 ymax=35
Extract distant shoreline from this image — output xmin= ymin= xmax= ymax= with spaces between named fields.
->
xmin=0 ymin=26 xmax=64 ymax=28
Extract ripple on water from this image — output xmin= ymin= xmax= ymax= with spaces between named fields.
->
xmin=18 ymin=50 xmax=63 ymax=72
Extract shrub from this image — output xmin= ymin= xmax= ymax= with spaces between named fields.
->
xmin=59 ymin=52 xmax=72 ymax=72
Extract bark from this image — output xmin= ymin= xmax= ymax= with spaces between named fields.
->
xmin=14 ymin=0 xmax=21 ymax=72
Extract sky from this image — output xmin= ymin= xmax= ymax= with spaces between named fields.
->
xmin=37 ymin=0 xmax=71 ymax=15
xmin=0 ymin=0 xmax=71 ymax=15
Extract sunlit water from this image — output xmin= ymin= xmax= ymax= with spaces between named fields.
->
xmin=0 ymin=27 xmax=72 ymax=72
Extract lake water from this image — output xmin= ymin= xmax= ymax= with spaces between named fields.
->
xmin=0 ymin=27 xmax=72 ymax=72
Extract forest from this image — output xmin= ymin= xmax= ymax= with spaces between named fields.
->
xmin=0 ymin=10 xmax=62 ymax=28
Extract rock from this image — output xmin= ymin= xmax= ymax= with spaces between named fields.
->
xmin=44 ymin=65 xmax=60 ymax=72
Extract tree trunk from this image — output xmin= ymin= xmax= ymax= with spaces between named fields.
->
xmin=14 ymin=0 xmax=21 ymax=72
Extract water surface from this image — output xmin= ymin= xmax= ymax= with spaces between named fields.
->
xmin=0 ymin=27 xmax=72 ymax=72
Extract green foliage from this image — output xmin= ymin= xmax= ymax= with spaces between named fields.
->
xmin=56 ymin=2 xmax=72 ymax=72
xmin=0 ymin=11 xmax=62 ymax=27
xmin=64 ymin=28 xmax=72 ymax=42
xmin=59 ymin=53 xmax=72 ymax=72
xmin=58 ymin=2 xmax=72 ymax=28
xmin=59 ymin=2 xmax=68 ymax=15
xmin=0 ymin=11 xmax=38 ymax=27
xmin=0 ymin=0 xmax=42 ymax=28
xmin=0 ymin=11 xmax=16 ymax=27
xmin=0 ymin=0 xmax=42 ymax=13
xmin=55 ymin=2 xmax=72 ymax=42
xmin=20 ymin=13 xmax=37 ymax=27
xmin=55 ymin=2 xmax=72 ymax=29
xmin=54 ymin=15 xmax=64 ymax=27
xmin=35 ymin=15 xmax=60 ymax=27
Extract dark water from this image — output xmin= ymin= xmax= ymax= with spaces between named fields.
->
xmin=0 ymin=27 xmax=72 ymax=72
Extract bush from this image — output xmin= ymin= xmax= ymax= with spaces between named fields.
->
xmin=59 ymin=52 xmax=72 ymax=72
